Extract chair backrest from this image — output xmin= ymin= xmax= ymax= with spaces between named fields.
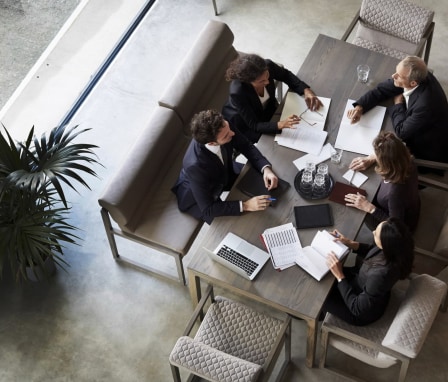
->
xmin=382 ymin=274 xmax=447 ymax=358
xmin=360 ymin=0 xmax=434 ymax=44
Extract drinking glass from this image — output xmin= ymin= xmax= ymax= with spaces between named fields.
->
xmin=300 ymin=170 xmax=313 ymax=196
xmin=312 ymin=173 xmax=326 ymax=198
xmin=330 ymin=148 xmax=343 ymax=164
xmin=317 ymin=163 xmax=329 ymax=188
xmin=357 ymin=64 xmax=370 ymax=83
xmin=305 ymin=161 xmax=316 ymax=176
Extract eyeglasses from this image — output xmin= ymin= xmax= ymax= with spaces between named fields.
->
xmin=299 ymin=108 xmax=323 ymax=126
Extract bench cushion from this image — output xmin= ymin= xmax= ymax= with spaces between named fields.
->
xmin=98 ymin=106 xmax=202 ymax=255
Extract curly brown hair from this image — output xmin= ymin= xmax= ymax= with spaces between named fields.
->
xmin=190 ymin=110 xmax=224 ymax=144
xmin=373 ymin=131 xmax=412 ymax=183
xmin=225 ymin=53 xmax=268 ymax=83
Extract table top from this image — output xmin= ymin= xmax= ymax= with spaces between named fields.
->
xmin=188 ymin=34 xmax=400 ymax=321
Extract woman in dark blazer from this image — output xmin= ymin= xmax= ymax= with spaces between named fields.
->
xmin=322 ymin=217 xmax=414 ymax=326
xmin=222 ymin=53 xmax=322 ymax=143
xmin=346 ymin=131 xmax=420 ymax=232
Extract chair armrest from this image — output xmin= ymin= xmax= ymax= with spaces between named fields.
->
xmin=183 ymin=284 xmax=214 ymax=336
xmin=414 ymin=158 xmax=448 ymax=171
xmin=170 ymin=336 xmax=262 ymax=382
xmin=342 ymin=9 xmax=360 ymax=41
xmin=414 ymin=246 xmax=448 ymax=264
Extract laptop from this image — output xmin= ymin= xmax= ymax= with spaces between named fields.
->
xmin=204 ymin=232 xmax=270 ymax=280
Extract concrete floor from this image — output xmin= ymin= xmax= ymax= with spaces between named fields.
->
xmin=1 ymin=0 xmax=448 ymax=381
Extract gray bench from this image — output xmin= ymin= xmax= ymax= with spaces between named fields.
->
xmin=98 ymin=20 xmax=239 ymax=284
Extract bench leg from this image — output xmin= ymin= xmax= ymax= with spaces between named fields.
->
xmin=212 ymin=0 xmax=218 ymax=15
xmin=100 ymin=207 xmax=120 ymax=260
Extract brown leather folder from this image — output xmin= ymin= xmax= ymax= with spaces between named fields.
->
xmin=328 ymin=181 xmax=367 ymax=205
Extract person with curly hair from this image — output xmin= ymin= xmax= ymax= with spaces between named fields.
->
xmin=222 ymin=53 xmax=322 ymax=143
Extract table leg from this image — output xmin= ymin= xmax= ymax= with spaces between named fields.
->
xmin=305 ymin=318 xmax=318 ymax=368
xmin=188 ymin=271 xmax=201 ymax=307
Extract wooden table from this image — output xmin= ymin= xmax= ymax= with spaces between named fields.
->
xmin=187 ymin=34 xmax=400 ymax=368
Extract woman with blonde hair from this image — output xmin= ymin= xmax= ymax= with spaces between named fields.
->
xmin=345 ymin=131 xmax=420 ymax=232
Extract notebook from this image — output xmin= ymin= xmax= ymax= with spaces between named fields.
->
xmin=328 ymin=181 xmax=367 ymax=205
xmin=294 ymin=203 xmax=334 ymax=229
xmin=204 ymin=232 xmax=270 ymax=280
xmin=236 ymin=166 xmax=290 ymax=203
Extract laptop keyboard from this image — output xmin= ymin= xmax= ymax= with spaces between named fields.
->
xmin=216 ymin=245 xmax=258 ymax=275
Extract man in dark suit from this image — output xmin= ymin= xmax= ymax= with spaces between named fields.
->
xmin=172 ymin=109 xmax=278 ymax=224
xmin=347 ymin=56 xmax=448 ymax=164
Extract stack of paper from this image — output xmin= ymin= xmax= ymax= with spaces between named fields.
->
xmin=276 ymin=93 xmax=331 ymax=155
xmin=335 ymin=99 xmax=386 ymax=155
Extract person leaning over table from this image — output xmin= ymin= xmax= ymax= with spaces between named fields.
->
xmin=345 ymin=131 xmax=420 ymax=233
xmin=222 ymin=53 xmax=323 ymax=143
xmin=171 ymin=109 xmax=279 ymax=224
xmin=321 ymin=217 xmax=414 ymax=326
xmin=347 ymin=55 xmax=448 ymax=166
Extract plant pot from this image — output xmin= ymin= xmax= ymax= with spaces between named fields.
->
xmin=26 ymin=256 xmax=56 ymax=282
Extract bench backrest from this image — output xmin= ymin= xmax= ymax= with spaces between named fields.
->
xmin=158 ymin=20 xmax=238 ymax=134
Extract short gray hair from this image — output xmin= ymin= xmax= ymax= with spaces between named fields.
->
xmin=401 ymin=56 xmax=428 ymax=84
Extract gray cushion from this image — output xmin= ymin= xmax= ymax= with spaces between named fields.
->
xmin=98 ymin=106 xmax=202 ymax=255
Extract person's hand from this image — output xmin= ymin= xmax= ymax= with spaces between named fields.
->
xmin=329 ymin=229 xmax=359 ymax=250
xmin=263 ymin=167 xmax=278 ymax=190
xmin=394 ymin=94 xmax=405 ymax=104
xmin=349 ymin=154 xmax=376 ymax=171
xmin=344 ymin=192 xmax=374 ymax=213
xmin=278 ymin=114 xmax=300 ymax=129
xmin=242 ymin=195 xmax=272 ymax=211
xmin=326 ymin=251 xmax=345 ymax=281
xmin=347 ymin=105 xmax=363 ymax=124
xmin=304 ymin=88 xmax=323 ymax=111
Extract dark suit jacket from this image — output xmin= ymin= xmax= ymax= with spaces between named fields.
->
xmin=325 ymin=243 xmax=401 ymax=326
xmin=172 ymin=128 xmax=270 ymax=224
xmin=354 ymin=72 xmax=448 ymax=162
xmin=222 ymin=59 xmax=310 ymax=143
xmin=371 ymin=161 xmax=420 ymax=232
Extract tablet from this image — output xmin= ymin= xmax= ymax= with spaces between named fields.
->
xmin=294 ymin=203 xmax=334 ymax=229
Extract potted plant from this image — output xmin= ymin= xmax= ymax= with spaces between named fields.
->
xmin=0 ymin=123 xmax=99 ymax=282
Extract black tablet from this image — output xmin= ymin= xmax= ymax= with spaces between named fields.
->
xmin=294 ymin=203 xmax=334 ymax=229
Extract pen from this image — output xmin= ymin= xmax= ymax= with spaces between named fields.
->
xmin=266 ymin=197 xmax=277 ymax=201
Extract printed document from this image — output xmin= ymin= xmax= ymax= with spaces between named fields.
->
xmin=261 ymin=223 xmax=301 ymax=270
xmin=335 ymin=99 xmax=385 ymax=155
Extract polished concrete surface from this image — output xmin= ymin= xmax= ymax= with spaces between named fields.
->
xmin=1 ymin=0 xmax=447 ymax=381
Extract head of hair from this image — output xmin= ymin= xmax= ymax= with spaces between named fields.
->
xmin=379 ymin=217 xmax=414 ymax=279
xmin=225 ymin=53 xmax=268 ymax=83
xmin=190 ymin=110 xmax=224 ymax=144
xmin=373 ymin=131 xmax=411 ymax=183
xmin=401 ymin=56 xmax=428 ymax=84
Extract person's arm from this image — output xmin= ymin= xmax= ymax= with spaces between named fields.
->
xmin=388 ymin=96 xmax=430 ymax=142
xmin=371 ymin=182 xmax=406 ymax=223
xmin=337 ymin=268 xmax=395 ymax=319
xmin=228 ymin=82 xmax=280 ymax=135
xmin=348 ymin=79 xmax=403 ymax=123
xmin=186 ymin=165 xmax=241 ymax=222
xmin=267 ymin=60 xmax=322 ymax=111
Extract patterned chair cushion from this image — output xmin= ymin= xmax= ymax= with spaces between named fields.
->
xmin=194 ymin=296 xmax=284 ymax=365
xmin=169 ymin=336 xmax=262 ymax=382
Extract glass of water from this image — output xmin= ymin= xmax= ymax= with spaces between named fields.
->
xmin=312 ymin=173 xmax=326 ymax=198
xmin=300 ymin=170 xmax=313 ymax=196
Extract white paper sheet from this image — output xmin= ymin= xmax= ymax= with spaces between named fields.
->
xmin=293 ymin=143 xmax=334 ymax=171
xmin=335 ymin=99 xmax=386 ymax=155
xmin=343 ymin=169 xmax=368 ymax=187
xmin=276 ymin=125 xmax=328 ymax=155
